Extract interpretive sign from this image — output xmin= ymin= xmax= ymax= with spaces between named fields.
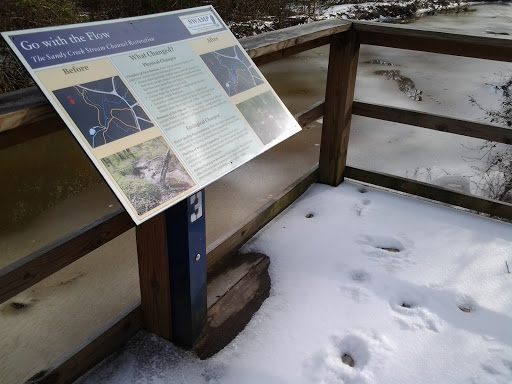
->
xmin=3 ymin=6 xmax=301 ymax=224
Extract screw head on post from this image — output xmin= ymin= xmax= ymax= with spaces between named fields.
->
xmin=195 ymin=253 xmax=201 ymax=262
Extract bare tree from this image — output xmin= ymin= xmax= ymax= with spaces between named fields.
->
xmin=468 ymin=76 xmax=512 ymax=202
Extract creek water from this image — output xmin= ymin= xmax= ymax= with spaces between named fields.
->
xmin=261 ymin=2 xmax=512 ymax=193
xmin=1 ymin=4 xmax=511 ymax=383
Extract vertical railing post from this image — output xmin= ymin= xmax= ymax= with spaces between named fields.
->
xmin=136 ymin=212 xmax=173 ymax=340
xmin=136 ymin=189 xmax=207 ymax=347
xmin=319 ymin=28 xmax=360 ymax=186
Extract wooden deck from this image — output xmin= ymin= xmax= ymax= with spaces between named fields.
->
xmin=1 ymin=18 xmax=511 ymax=384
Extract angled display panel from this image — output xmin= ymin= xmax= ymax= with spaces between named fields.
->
xmin=3 ymin=6 xmax=301 ymax=224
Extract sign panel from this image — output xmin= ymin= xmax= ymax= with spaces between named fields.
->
xmin=2 ymin=6 xmax=301 ymax=224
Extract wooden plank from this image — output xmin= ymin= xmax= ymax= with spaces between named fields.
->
xmin=206 ymin=165 xmax=318 ymax=269
xmin=0 ymin=116 xmax=65 ymax=149
xmin=0 ymin=209 xmax=133 ymax=304
xmin=26 ymin=303 xmax=142 ymax=384
xmin=345 ymin=166 xmax=512 ymax=221
xmin=194 ymin=253 xmax=270 ymax=359
xmin=0 ymin=87 xmax=52 ymax=133
xmin=295 ymin=100 xmax=324 ymax=128
xmin=318 ymin=30 xmax=360 ymax=186
xmin=135 ymin=212 xmax=173 ymax=340
xmin=241 ymin=19 xmax=351 ymax=62
xmin=354 ymin=21 xmax=512 ymax=63
xmin=353 ymin=101 xmax=512 ymax=145
xmin=250 ymin=36 xmax=333 ymax=66
xmin=24 ymin=253 xmax=270 ymax=382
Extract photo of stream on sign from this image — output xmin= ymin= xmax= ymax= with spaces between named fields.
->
xmin=2 ymin=6 xmax=301 ymax=224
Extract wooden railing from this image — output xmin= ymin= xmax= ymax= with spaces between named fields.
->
xmin=1 ymin=18 xmax=511 ymax=384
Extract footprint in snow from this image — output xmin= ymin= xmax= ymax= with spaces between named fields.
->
xmin=350 ymin=269 xmax=371 ymax=283
xmin=338 ymin=270 xmax=372 ymax=302
xmin=338 ymin=285 xmax=370 ymax=303
xmin=352 ymin=198 xmax=372 ymax=217
xmin=303 ymin=331 xmax=391 ymax=383
xmin=390 ymin=299 xmax=442 ymax=333
xmin=357 ymin=234 xmax=414 ymax=272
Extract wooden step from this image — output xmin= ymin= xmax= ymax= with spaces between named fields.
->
xmin=195 ymin=252 xmax=271 ymax=359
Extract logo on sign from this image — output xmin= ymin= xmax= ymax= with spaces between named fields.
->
xmin=180 ymin=12 xmax=222 ymax=35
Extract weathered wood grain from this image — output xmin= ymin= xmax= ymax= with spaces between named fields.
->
xmin=26 ymin=303 xmax=142 ymax=384
xmin=241 ymin=19 xmax=351 ymax=64
xmin=0 ymin=87 xmax=54 ymax=133
xmin=0 ymin=116 xmax=65 ymax=149
xmin=345 ymin=166 xmax=512 ymax=221
xmin=0 ymin=209 xmax=133 ymax=304
xmin=295 ymin=100 xmax=324 ymax=128
xmin=318 ymin=30 xmax=360 ymax=186
xmin=353 ymin=101 xmax=512 ymax=145
xmin=354 ymin=21 xmax=512 ymax=62
xmin=206 ymin=165 xmax=318 ymax=269
xmin=194 ymin=253 xmax=270 ymax=359
xmin=135 ymin=212 xmax=173 ymax=340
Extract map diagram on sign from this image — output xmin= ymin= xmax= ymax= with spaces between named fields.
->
xmin=54 ymin=76 xmax=153 ymax=148
xmin=201 ymin=45 xmax=264 ymax=97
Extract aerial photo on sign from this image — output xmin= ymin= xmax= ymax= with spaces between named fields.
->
xmin=2 ymin=6 xmax=301 ymax=224
xmin=201 ymin=45 xmax=264 ymax=96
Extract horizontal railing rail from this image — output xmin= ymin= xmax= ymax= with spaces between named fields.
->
xmin=353 ymin=21 xmax=512 ymax=62
xmin=345 ymin=166 xmax=512 ymax=220
xmin=0 ymin=19 xmax=350 ymax=145
xmin=0 ymin=209 xmax=133 ymax=304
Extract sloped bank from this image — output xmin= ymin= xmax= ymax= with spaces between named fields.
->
xmin=228 ymin=0 xmax=478 ymax=38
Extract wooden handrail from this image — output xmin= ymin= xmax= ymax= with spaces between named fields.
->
xmin=345 ymin=166 xmax=512 ymax=221
xmin=0 ymin=19 xmax=350 ymax=136
xmin=354 ymin=21 xmax=512 ymax=63
xmin=0 ymin=209 xmax=133 ymax=304
xmin=2 ymin=20 xmax=511 ymax=141
xmin=353 ymin=101 xmax=512 ymax=145
xmin=244 ymin=19 xmax=351 ymax=65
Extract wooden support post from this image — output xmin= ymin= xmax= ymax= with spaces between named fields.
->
xmin=319 ymin=29 xmax=360 ymax=186
xmin=136 ymin=190 xmax=207 ymax=347
xmin=136 ymin=212 xmax=173 ymax=340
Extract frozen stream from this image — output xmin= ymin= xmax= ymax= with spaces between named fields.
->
xmin=261 ymin=2 xmax=512 ymax=198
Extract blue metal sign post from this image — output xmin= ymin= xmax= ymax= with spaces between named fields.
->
xmin=167 ymin=190 xmax=207 ymax=347
xmin=136 ymin=189 xmax=206 ymax=347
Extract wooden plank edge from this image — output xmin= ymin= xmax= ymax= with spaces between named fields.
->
xmin=207 ymin=251 xmax=269 ymax=309
xmin=25 ymin=302 xmax=143 ymax=384
xmin=0 ymin=116 xmax=66 ymax=149
xmin=206 ymin=165 xmax=319 ymax=269
xmin=241 ymin=19 xmax=351 ymax=59
xmin=194 ymin=253 xmax=270 ymax=359
xmin=251 ymin=35 xmax=334 ymax=66
xmin=0 ymin=209 xmax=134 ymax=304
xmin=0 ymin=87 xmax=48 ymax=114
xmin=344 ymin=166 xmax=512 ymax=222
xmin=353 ymin=21 xmax=512 ymax=63
xmin=295 ymin=100 xmax=324 ymax=127
xmin=0 ymin=105 xmax=57 ymax=134
xmin=24 ymin=253 xmax=271 ymax=383
xmin=353 ymin=101 xmax=512 ymax=145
